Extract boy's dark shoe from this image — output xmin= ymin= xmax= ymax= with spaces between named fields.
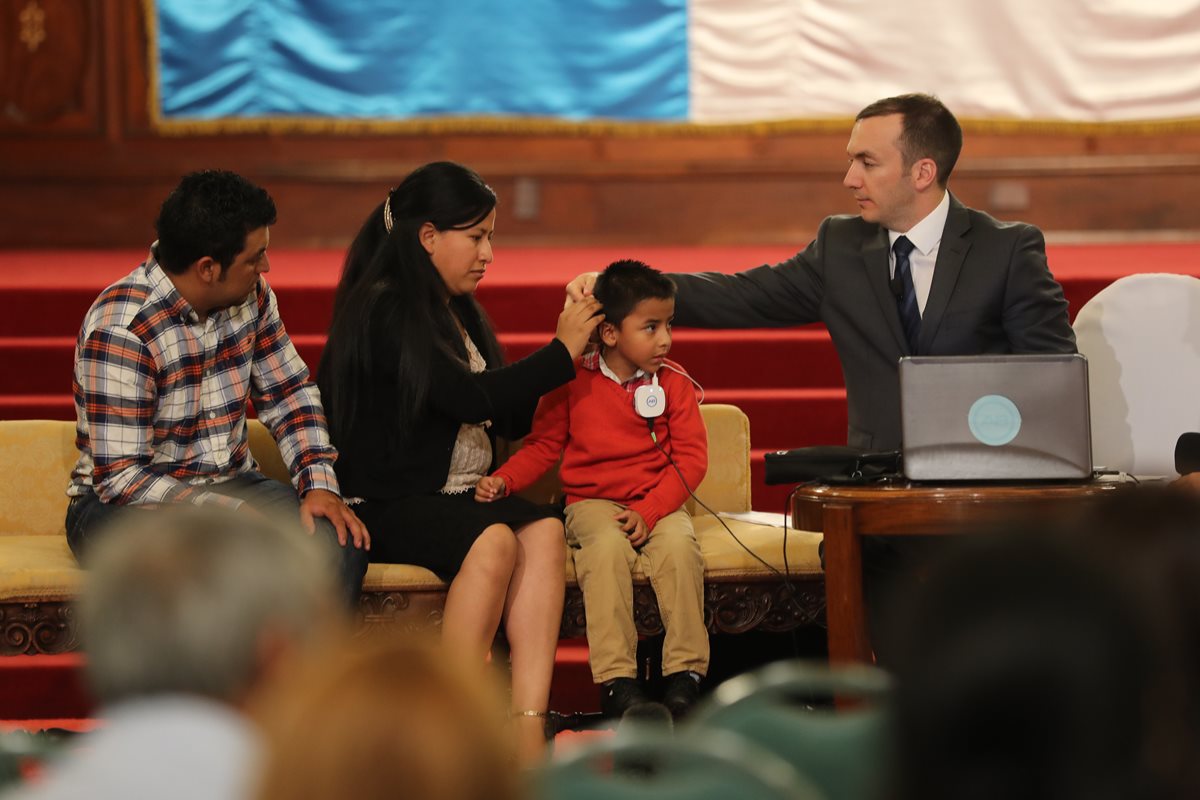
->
xmin=600 ymin=677 xmax=650 ymax=718
xmin=662 ymin=671 xmax=702 ymax=719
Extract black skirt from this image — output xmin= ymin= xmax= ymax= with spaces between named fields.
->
xmin=354 ymin=491 xmax=562 ymax=581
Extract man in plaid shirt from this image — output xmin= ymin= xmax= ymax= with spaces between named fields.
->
xmin=66 ymin=170 xmax=369 ymax=605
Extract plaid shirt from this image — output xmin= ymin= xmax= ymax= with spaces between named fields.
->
xmin=68 ymin=250 xmax=340 ymax=508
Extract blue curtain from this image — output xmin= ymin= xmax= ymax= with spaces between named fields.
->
xmin=155 ymin=0 xmax=688 ymax=121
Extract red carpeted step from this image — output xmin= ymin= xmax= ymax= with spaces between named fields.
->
xmin=0 ymin=655 xmax=94 ymax=721
xmin=0 ymin=330 xmax=846 ymax=396
xmin=0 ymin=644 xmax=598 ymax=722
xmin=0 ymin=395 xmax=73 ymax=420
xmin=0 ymin=340 xmax=847 ymax=415
xmin=548 ymin=639 xmax=599 ymax=714
xmin=0 ymin=273 xmax=1138 ymax=339
xmin=0 ymin=338 xmax=75 ymax=397
xmin=705 ymin=388 xmax=847 ymax=448
xmin=498 ymin=328 xmax=842 ymax=389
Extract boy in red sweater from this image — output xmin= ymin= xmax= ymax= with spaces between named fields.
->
xmin=475 ymin=260 xmax=709 ymax=719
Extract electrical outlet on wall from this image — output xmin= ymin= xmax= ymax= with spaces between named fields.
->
xmin=513 ymin=177 xmax=541 ymax=221
xmin=989 ymin=181 xmax=1031 ymax=212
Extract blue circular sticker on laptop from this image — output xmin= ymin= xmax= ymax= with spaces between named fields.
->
xmin=968 ymin=394 xmax=1021 ymax=446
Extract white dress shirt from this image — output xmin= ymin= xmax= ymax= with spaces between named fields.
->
xmin=888 ymin=190 xmax=950 ymax=317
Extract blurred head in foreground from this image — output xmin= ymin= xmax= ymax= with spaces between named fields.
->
xmin=887 ymin=487 xmax=1200 ymax=800
xmin=80 ymin=505 xmax=341 ymax=709
xmin=254 ymin=634 xmax=517 ymax=800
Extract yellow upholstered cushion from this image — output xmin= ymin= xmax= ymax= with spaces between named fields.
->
xmin=0 ymin=535 xmax=82 ymax=602
xmin=361 ymin=562 xmax=447 ymax=592
xmin=689 ymin=404 xmax=752 ymax=516
xmin=0 ymin=420 xmax=78 ymax=538
xmin=605 ymin=517 xmax=822 ymax=583
xmin=246 ymin=420 xmax=292 ymax=484
xmin=693 ymin=517 xmax=822 ymax=578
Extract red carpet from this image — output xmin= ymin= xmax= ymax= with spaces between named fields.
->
xmin=0 ymin=654 xmax=93 ymax=723
xmin=1 ymin=641 xmax=598 ymax=730
xmin=4 ymin=242 xmax=1200 ymax=511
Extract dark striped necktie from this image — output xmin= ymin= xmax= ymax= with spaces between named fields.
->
xmin=893 ymin=235 xmax=921 ymax=354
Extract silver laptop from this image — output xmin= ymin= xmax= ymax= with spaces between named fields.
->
xmin=899 ymin=354 xmax=1093 ymax=481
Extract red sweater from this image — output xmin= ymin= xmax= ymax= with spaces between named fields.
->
xmin=494 ymin=357 xmax=708 ymax=532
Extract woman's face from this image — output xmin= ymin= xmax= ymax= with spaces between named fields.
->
xmin=421 ymin=209 xmax=496 ymax=296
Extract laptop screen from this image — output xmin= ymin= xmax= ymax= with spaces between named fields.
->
xmin=899 ymin=354 xmax=1093 ymax=481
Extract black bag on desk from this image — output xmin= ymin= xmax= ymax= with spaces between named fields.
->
xmin=764 ymin=446 xmax=902 ymax=485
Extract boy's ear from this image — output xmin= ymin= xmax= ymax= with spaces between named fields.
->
xmin=599 ymin=321 xmax=619 ymax=347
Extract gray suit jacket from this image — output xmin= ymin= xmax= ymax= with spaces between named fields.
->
xmin=671 ymin=195 xmax=1077 ymax=451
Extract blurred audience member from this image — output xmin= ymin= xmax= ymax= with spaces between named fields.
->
xmin=254 ymin=634 xmax=518 ymax=800
xmin=2 ymin=507 xmax=340 ymax=800
xmin=1073 ymin=486 xmax=1200 ymax=795
xmin=886 ymin=524 xmax=1178 ymax=800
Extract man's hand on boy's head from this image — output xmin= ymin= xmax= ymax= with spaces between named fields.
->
xmin=564 ymin=272 xmax=600 ymax=305
xmin=475 ymin=475 xmax=508 ymax=503
xmin=614 ymin=508 xmax=648 ymax=547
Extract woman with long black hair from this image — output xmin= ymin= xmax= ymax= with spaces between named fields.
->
xmin=318 ymin=162 xmax=602 ymax=762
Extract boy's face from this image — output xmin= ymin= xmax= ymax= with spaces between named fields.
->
xmin=601 ymin=296 xmax=675 ymax=374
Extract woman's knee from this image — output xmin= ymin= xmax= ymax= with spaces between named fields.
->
xmin=462 ymin=524 xmax=518 ymax=577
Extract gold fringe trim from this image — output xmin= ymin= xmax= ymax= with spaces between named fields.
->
xmin=959 ymin=116 xmax=1200 ymax=136
xmin=140 ymin=3 xmax=1200 ymax=138
xmin=146 ymin=109 xmax=1200 ymax=139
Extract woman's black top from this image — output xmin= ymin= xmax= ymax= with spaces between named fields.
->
xmin=321 ymin=311 xmax=575 ymax=501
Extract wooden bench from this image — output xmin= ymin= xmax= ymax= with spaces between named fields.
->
xmin=0 ymin=405 xmax=824 ymax=655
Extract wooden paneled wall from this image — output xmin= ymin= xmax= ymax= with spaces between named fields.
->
xmin=3 ymin=0 xmax=1199 ymax=249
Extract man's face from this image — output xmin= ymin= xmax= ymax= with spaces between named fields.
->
xmin=214 ymin=225 xmax=270 ymax=308
xmin=843 ymin=113 xmax=920 ymax=232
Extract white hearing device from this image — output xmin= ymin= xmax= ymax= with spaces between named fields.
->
xmin=634 ymin=372 xmax=665 ymax=418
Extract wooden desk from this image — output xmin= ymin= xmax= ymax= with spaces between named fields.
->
xmin=792 ymin=479 xmax=1128 ymax=664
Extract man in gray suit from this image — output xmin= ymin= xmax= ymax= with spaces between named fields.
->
xmin=568 ymin=94 xmax=1077 ymax=655
xmin=569 ymin=93 xmax=1077 ymax=452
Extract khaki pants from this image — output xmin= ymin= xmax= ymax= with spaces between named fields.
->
xmin=565 ymin=499 xmax=710 ymax=683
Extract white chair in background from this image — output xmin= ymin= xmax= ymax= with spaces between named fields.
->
xmin=1072 ymin=273 xmax=1200 ymax=477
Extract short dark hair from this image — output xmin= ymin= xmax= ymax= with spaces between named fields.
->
xmin=154 ymin=170 xmax=277 ymax=274
xmin=592 ymin=259 xmax=675 ymax=327
xmin=856 ymin=93 xmax=963 ymax=187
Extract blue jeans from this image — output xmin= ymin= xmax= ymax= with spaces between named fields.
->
xmin=66 ymin=472 xmax=369 ymax=609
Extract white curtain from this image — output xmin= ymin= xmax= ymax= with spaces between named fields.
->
xmin=689 ymin=0 xmax=1200 ymax=123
